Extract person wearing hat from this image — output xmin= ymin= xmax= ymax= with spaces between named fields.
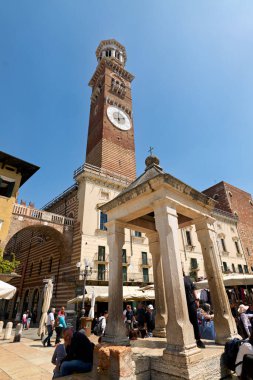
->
xmin=238 ymin=304 xmax=253 ymax=338
xmin=144 ymin=305 xmax=155 ymax=337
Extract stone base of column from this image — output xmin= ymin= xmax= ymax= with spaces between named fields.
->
xmin=151 ymin=348 xmax=204 ymax=380
xmin=102 ymin=334 xmax=130 ymax=346
xmin=153 ymin=327 xmax=166 ymax=338
xmin=215 ymin=332 xmax=241 ymax=345
xmin=94 ymin=344 xmax=134 ymax=379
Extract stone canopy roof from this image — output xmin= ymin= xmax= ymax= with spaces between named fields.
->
xmin=100 ymin=155 xmax=215 ymax=213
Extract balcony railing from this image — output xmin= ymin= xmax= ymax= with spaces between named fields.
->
xmin=97 ymin=271 xmax=109 ymax=281
xmin=139 ymin=258 xmax=152 ymax=267
xmin=73 ymin=162 xmax=131 ymax=186
xmin=12 ymin=204 xmax=74 ymax=226
xmin=190 ymin=265 xmax=199 ymax=272
xmin=122 ymin=256 xmax=131 ymax=266
xmin=94 ymin=254 xmax=109 ymax=263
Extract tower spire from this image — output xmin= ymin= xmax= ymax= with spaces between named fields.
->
xmin=85 ymin=40 xmax=136 ymax=182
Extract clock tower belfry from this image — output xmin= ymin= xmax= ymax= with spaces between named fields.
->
xmin=85 ymin=39 xmax=136 ymax=181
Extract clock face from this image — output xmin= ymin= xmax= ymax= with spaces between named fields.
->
xmin=107 ymin=106 xmax=131 ymax=131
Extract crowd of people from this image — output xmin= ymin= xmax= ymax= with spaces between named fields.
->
xmin=122 ymin=303 xmax=155 ymax=339
xmin=41 ymin=306 xmax=94 ymax=378
xmin=39 ymin=282 xmax=253 ymax=379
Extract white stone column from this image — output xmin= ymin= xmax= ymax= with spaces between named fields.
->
xmin=102 ymin=50 xmax=106 ymax=58
xmin=103 ymin=220 xmax=129 ymax=345
xmin=195 ymin=219 xmax=238 ymax=344
xmin=111 ymin=49 xmax=116 ymax=58
xmin=154 ymin=200 xmax=200 ymax=355
xmin=146 ymin=232 xmax=166 ymax=337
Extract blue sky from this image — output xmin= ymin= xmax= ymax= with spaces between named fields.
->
xmin=1 ymin=1 xmax=253 ymax=208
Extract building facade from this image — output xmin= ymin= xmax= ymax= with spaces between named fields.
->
xmin=0 ymin=151 xmax=39 ymax=252
xmin=3 ymin=40 xmax=252 ymax=322
xmin=203 ymin=181 xmax=253 ymax=270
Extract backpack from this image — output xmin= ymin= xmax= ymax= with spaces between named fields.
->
xmin=94 ymin=317 xmax=104 ymax=336
xmin=223 ymin=338 xmax=244 ymax=371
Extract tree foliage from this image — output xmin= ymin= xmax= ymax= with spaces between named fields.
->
xmin=0 ymin=249 xmax=20 ymax=274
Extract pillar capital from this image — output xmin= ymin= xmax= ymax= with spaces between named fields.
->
xmin=153 ymin=198 xmax=177 ymax=215
xmin=106 ymin=220 xmax=126 ymax=234
xmin=146 ymin=231 xmax=159 ymax=246
xmin=194 ymin=216 xmax=216 ymax=230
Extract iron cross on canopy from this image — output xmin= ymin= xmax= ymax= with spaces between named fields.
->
xmin=148 ymin=146 xmax=154 ymax=156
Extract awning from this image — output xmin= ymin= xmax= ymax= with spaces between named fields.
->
xmin=195 ymin=273 xmax=253 ymax=289
xmin=0 ymin=280 xmax=17 ymax=300
xmin=67 ymin=285 xmax=155 ymax=304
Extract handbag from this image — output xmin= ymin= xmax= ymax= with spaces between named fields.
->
xmin=199 ymin=317 xmax=216 ymax=340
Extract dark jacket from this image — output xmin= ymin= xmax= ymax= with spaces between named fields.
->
xmin=64 ymin=332 xmax=94 ymax=364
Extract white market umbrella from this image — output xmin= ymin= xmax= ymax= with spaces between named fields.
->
xmin=67 ymin=294 xmax=91 ymax=304
xmin=124 ymin=289 xmax=155 ymax=301
xmin=67 ymin=287 xmax=155 ymax=304
xmin=88 ymin=291 xmax=95 ymax=319
xmin=0 ymin=280 xmax=16 ymax=300
xmin=37 ymin=279 xmax=54 ymax=337
xmin=195 ymin=273 xmax=253 ymax=289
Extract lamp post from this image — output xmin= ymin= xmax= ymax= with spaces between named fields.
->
xmin=76 ymin=260 xmax=93 ymax=317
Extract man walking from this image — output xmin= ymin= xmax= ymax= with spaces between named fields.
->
xmin=183 ymin=273 xmax=205 ymax=349
xmin=43 ymin=307 xmax=55 ymax=347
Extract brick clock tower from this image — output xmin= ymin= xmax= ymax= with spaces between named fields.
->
xmin=85 ymin=39 xmax=136 ymax=182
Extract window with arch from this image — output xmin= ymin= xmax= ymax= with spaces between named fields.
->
xmin=244 ymin=265 xmax=249 ymax=274
xmin=111 ymin=75 xmax=126 ymax=96
xmin=232 ymin=263 xmax=236 ymax=273
xmin=221 ymin=238 xmax=227 ymax=252
xmin=234 ymin=240 xmax=240 ymax=254
xmin=185 ymin=230 xmax=193 ymax=246
xmin=218 ymin=234 xmax=227 ymax=252
xmin=48 ymin=257 xmax=53 ymax=273
xmin=238 ymin=264 xmax=243 ymax=273
xmin=68 ymin=211 xmax=74 ymax=219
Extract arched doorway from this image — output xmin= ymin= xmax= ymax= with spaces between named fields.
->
xmin=3 ymin=224 xmax=72 ymax=315
xmin=31 ymin=288 xmax=39 ymax=323
xmin=22 ymin=289 xmax=29 ymax=315
xmin=11 ymin=292 xmax=19 ymax=319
